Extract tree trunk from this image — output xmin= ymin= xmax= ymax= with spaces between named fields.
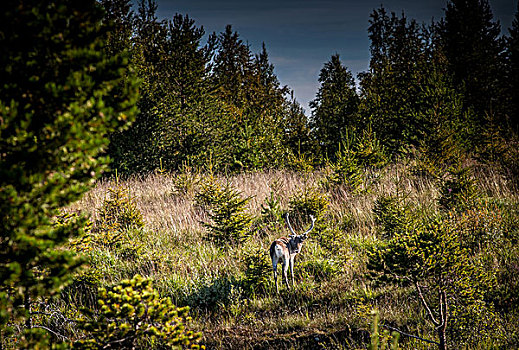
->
xmin=438 ymin=327 xmax=447 ymax=350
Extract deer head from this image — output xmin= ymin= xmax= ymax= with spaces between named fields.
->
xmin=285 ymin=213 xmax=315 ymax=253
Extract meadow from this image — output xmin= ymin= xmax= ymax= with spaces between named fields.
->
xmin=52 ymin=161 xmax=519 ymax=349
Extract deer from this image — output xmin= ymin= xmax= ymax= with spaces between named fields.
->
xmin=270 ymin=213 xmax=316 ymax=293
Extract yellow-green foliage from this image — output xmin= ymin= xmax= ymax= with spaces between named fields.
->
xmin=373 ymin=195 xmax=413 ymax=239
xmin=72 ymin=185 xmax=146 ymax=256
xmin=368 ymin=311 xmax=399 ymax=350
xmin=289 ymin=185 xmax=329 ymax=220
xmin=22 ymin=167 xmax=517 ymax=349
xmin=241 ymin=245 xmax=272 ymax=296
xmin=195 ymin=177 xmax=253 ymax=246
xmin=76 ymin=275 xmax=203 ymax=349
xmin=98 ymin=185 xmax=145 ymax=230
xmin=322 ymin=148 xmax=364 ymax=194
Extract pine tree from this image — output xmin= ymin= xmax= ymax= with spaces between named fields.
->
xmin=441 ymin=0 xmax=505 ymax=123
xmin=212 ymin=24 xmax=255 ymax=109
xmin=100 ymin=0 xmax=135 ymax=56
xmin=507 ymin=6 xmax=519 ymax=132
xmin=0 ymin=0 xmax=139 ymax=343
xmin=310 ymin=54 xmax=359 ymax=159
xmin=358 ymin=7 xmax=426 ymax=154
xmin=109 ymin=1 xmax=213 ymax=173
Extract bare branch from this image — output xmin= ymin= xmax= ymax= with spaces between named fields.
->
xmin=415 ymin=282 xmax=439 ymax=326
xmin=382 ymin=324 xmax=440 ymax=345
xmin=439 ymin=290 xmax=448 ymax=330
xmin=32 ymin=325 xmax=69 ymax=341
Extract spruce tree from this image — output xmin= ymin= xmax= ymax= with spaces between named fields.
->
xmin=212 ymin=24 xmax=255 ymax=109
xmin=310 ymin=54 xmax=359 ymax=159
xmin=358 ymin=7 xmax=426 ymax=154
xmin=507 ymin=6 xmax=519 ymax=132
xmin=0 ymin=0 xmax=138 ymax=343
xmin=442 ymin=0 xmax=504 ymax=123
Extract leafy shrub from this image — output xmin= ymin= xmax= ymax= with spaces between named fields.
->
xmin=289 ymin=186 xmax=329 ymax=220
xmin=77 ymin=275 xmax=203 ymax=349
xmin=98 ymin=185 xmax=145 ymax=230
xmin=241 ymin=245 xmax=272 ymax=296
xmin=183 ymin=274 xmax=238 ymax=310
xmin=195 ymin=177 xmax=253 ymax=246
xmin=438 ymin=165 xmax=479 ymax=211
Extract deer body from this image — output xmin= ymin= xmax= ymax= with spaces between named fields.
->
xmin=270 ymin=214 xmax=315 ymax=293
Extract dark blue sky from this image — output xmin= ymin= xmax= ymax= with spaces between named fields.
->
xmin=154 ymin=0 xmax=517 ymax=114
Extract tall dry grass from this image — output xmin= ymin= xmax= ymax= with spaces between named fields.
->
xmin=65 ymin=163 xmax=518 ymax=348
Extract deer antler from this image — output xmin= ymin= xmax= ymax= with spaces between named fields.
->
xmin=285 ymin=212 xmax=297 ymax=236
xmin=285 ymin=213 xmax=316 ymax=237
xmin=303 ymin=215 xmax=316 ymax=236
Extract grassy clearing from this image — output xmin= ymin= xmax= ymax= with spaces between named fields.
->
xmin=22 ymin=163 xmax=519 ymax=348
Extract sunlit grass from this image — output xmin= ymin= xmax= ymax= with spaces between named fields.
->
xmin=59 ymin=164 xmax=519 ymax=348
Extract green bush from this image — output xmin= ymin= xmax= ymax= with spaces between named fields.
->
xmin=195 ymin=177 xmax=253 ymax=246
xmin=438 ymin=165 xmax=479 ymax=211
xmin=241 ymin=245 xmax=272 ymax=296
xmin=98 ymin=185 xmax=145 ymax=230
xmin=289 ymin=186 xmax=329 ymax=220
xmin=171 ymin=166 xmax=202 ymax=197
xmin=76 ymin=275 xmax=203 ymax=349
xmin=373 ymin=195 xmax=412 ymax=239
xmin=258 ymin=186 xmax=284 ymax=235
xmin=322 ymin=148 xmax=364 ymax=194
xmin=184 ymin=274 xmax=238 ymax=310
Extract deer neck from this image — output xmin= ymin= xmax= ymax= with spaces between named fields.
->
xmin=286 ymin=239 xmax=299 ymax=255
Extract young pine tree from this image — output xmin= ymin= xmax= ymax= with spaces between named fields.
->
xmin=0 ymin=0 xmax=138 ymax=344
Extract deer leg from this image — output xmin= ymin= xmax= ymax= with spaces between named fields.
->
xmin=272 ymin=259 xmax=279 ymax=294
xmin=290 ymin=256 xmax=295 ymax=287
xmin=282 ymin=261 xmax=290 ymax=290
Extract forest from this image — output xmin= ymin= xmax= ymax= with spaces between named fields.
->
xmin=1 ymin=0 xmax=519 ymax=348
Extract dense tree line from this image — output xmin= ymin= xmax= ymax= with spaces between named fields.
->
xmin=99 ymin=0 xmax=519 ymax=177
xmin=312 ymin=0 xmax=519 ymax=178
xmin=103 ymin=0 xmax=311 ymax=173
